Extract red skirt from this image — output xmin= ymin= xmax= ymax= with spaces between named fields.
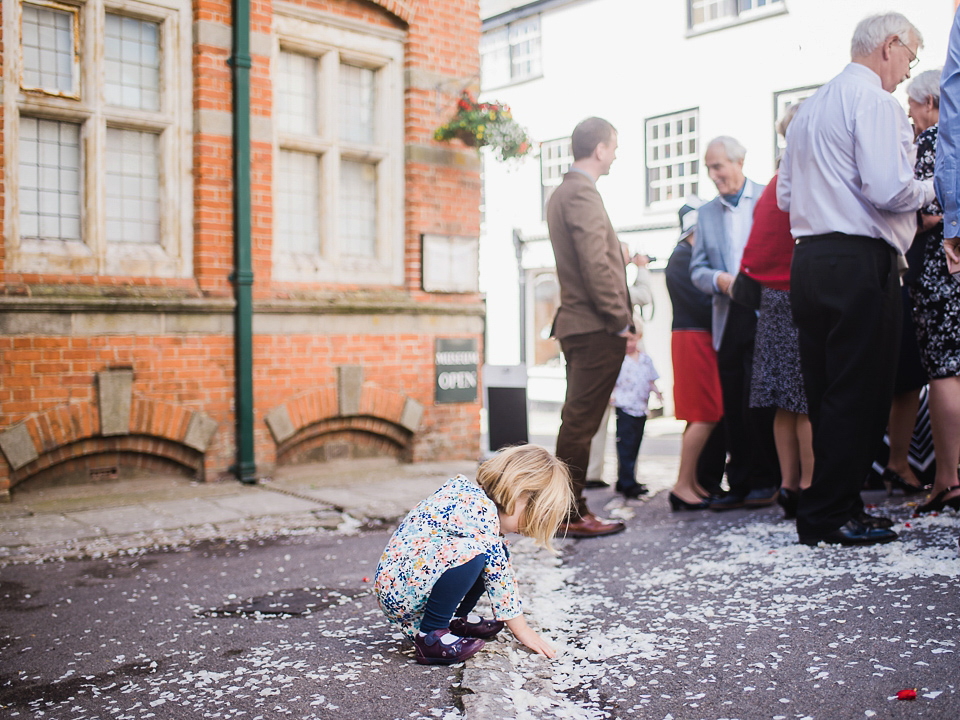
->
xmin=671 ymin=330 xmax=723 ymax=423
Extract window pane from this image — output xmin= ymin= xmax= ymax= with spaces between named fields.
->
xmin=339 ymin=160 xmax=377 ymax=257
xmin=277 ymin=51 xmax=318 ymax=136
xmin=277 ymin=150 xmax=321 ymax=254
xmin=540 ymin=137 xmax=572 ymax=186
xmin=480 ymin=26 xmax=510 ymax=89
xmin=105 ymin=128 xmax=161 ymax=244
xmin=509 ymin=16 xmax=541 ymax=80
xmin=339 ymin=63 xmax=376 ymax=144
xmin=645 ymin=109 xmax=699 ymax=207
xmin=104 ymin=14 xmax=161 ymax=110
xmin=21 ymin=4 xmax=75 ymax=94
xmin=19 ymin=117 xmax=82 ymax=241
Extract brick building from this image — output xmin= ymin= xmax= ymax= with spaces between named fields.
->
xmin=0 ymin=0 xmax=485 ymax=499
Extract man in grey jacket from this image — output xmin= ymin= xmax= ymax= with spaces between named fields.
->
xmin=690 ymin=136 xmax=780 ymax=510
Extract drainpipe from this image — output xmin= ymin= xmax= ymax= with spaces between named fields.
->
xmin=229 ymin=0 xmax=257 ymax=483
xmin=513 ymin=228 xmax=526 ymax=365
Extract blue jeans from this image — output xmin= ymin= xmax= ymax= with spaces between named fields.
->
xmin=615 ymin=408 xmax=647 ymax=491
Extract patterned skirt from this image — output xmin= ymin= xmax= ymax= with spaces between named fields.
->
xmin=749 ymin=287 xmax=808 ymax=414
xmin=911 ymin=227 xmax=960 ymax=379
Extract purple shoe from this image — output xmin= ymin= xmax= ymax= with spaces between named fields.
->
xmin=449 ymin=616 xmax=505 ymax=639
xmin=414 ymin=629 xmax=485 ymax=665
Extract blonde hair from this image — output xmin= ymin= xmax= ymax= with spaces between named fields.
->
xmin=476 ymin=444 xmax=573 ymax=552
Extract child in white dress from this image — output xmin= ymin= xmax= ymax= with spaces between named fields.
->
xmin=611 ymin=328 xmax=662 ymax=499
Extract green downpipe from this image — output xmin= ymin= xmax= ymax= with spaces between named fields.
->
xmin=229 ymin=0 xmax=257 ymax=483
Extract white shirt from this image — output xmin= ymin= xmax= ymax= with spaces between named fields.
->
xmin=611 ymin=351 xmax=659 ymax=418
xmin=715 ymin=186 xmax=758 ymax=290
xmin=777 ymin=63 xmax=936 ymax=254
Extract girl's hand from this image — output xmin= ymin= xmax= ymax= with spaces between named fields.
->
xmin=506 ymin=616 xmax=556 ymax=659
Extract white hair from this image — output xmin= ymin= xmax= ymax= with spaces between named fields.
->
xmin=707 ymin=136 xmax=746 ymax=163
xmin=850 ymin=12 xmax=922 ymax=59
xmin=776 ymin=102 xmax=803 ymax=139
xmin=907 ymin=69 xmax=942 ymax=107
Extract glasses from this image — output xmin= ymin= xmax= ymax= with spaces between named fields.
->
xmin=896 ymin=38 xmax=920 ymax=70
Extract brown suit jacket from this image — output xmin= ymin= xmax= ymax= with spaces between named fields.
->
xmin=547 ymin=170 xmax=631 ymax=339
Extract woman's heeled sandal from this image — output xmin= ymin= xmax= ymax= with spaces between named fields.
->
xmin=916 ymin=484 xmax=960 ymax=514
xmin=881 ymin=468 xmax=928 ymax=496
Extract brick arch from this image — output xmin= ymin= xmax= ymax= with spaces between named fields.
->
xmin=1 ymin=397 xmax=217 ymax=492
xmin=266 ymin=382 xmax=424 ymax=466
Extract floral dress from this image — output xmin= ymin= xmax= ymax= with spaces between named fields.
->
xmin=374 ymin=475 xmax=523 ymax=636
xmin=911 ymin=125 xmax=960 ymax=379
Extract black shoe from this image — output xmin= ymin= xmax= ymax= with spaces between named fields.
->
xmin=617 ymin=484 xmax=648 ymax=499
xmin=798 ymin=519 xmax=898 ymax=547
xmin=881 ymin=468 xmax=928 ymax=496
xmin=777 ymin=488 xmax=800 ymax=519
xmin=855 ymin=510 xmax=894 ymax=529
xmin=710 ymin=493 xmax=746 ymax=511
xmin=669 ymin=492 xmax=710 ymax=511
xmin=744 ymin=486 xmax=780 ymax=507
xmin=916 ymin=484 xmax=960 ymax=514
xmin=584 ymin=479 xmax=609 ymax=489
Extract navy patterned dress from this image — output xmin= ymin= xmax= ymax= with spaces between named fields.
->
xmin=911 ymin=125 xmax=960 ymax=379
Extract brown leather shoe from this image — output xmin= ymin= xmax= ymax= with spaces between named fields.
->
xmin=557 ymin=512 xmax=625 ymax=538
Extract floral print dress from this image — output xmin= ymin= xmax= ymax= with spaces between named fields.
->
xmin=911 ymin=124 xmax=960 ymax=379
xmin=374 ymin=475 xmax=523 ymax=636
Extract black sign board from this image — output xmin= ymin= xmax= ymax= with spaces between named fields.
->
xmin=435 ymin=338 xmax=479 ymax=404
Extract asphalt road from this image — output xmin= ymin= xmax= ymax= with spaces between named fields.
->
xmin=1 ymin=479 xmax=958 ymax=719
xmin=0 ymin=530 xmax=467 ymax=719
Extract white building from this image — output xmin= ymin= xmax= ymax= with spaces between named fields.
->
xmin=478 ymin=0 xmax=956 ymax=414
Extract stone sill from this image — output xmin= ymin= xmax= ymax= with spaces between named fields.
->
xmin=0 ymin=293 xmax=484 ymax=317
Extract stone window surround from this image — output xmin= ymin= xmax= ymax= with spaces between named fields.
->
xmin=1 ymin=0 xmax=193 ymax=279
xmin=272 ymin=3 xmax=405 ymax=286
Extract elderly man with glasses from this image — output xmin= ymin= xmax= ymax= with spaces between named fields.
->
xmin=777 ymin=12 xmax=936 ymax=547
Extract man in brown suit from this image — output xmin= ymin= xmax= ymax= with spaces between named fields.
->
xmin=548 ymin=117 xmax=631 ymax=538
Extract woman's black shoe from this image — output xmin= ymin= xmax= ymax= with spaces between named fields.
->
xmin=777 ymin=488 xmax=800 ymax=519
xmin=916 ymin=484 xmax=960 ymax=514
xmin=668 ymin=492 xmax=710 ymax=511
xmin=881 ymin=468 xmax=927 ymax=496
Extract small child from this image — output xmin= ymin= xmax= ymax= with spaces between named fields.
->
xmin=611 ymin=325 xmax=662 ymax=499
xmin=374 ymin=444 xmax=573 ymax=665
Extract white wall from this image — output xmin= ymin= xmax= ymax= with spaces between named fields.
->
xmin=480 ymin=0 xmax=955 ymax=383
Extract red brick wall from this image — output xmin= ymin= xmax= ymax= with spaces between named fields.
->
xmin=0 ymin=0 xmax=484 ymax=495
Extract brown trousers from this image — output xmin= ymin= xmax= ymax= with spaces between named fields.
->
xmin=556 ymin=331 xmax=627 ymax=519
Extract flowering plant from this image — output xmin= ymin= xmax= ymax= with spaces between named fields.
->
xmin=434 ymin=92 xmax=534 ymax=161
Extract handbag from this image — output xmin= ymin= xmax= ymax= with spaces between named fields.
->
xmin=730 ymin=272 xmax=762 ymax=310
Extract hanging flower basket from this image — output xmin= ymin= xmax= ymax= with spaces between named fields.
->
xmin=434 ymin=92 xmax=534 ymax=161
xmin=453 ymin=127 xmax=479 ymax=147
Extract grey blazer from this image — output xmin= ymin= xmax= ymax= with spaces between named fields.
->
xmin=689 ymin=178 xmax=765 ymax=349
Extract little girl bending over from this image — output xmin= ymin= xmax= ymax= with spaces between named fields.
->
xmin=374 ymin=444 xmax=573 ymax=665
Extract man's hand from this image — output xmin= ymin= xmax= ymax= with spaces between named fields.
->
xmin=716 ymin=272 xmax=735 ymax=295
xmin=505 ymin=616 xmax=556 ymax=658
